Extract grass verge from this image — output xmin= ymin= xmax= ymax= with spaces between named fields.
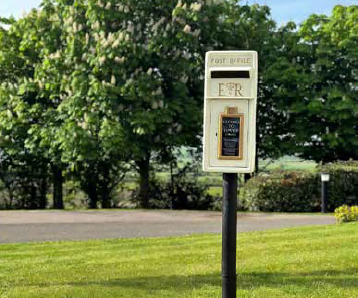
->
xmin=0 ymin=223 xmax=357 ymax=298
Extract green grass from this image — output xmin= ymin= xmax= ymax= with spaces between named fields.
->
xmin=265 ymin=160 xmax=316 ymax=172
xmin=0 ymin=223 xmax=357 ymax=298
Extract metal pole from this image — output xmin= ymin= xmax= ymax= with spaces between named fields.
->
xmin=222 ymin=173 xmax=238 ymax=298
xmin=321 ymin=181 xmax=328 ymax=213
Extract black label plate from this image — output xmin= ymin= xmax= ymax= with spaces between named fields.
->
xmin=219 ymin=114 xmax=244 ymax=160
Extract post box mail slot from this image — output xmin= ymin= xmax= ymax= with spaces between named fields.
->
xmin=211 ymin=70 xmax=250 ymax=79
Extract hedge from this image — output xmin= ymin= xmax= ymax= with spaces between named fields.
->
xmin=317 ymin=161 xmax=358 ymax=210
xmin=239 ymin=161 xmax=358 ymax=212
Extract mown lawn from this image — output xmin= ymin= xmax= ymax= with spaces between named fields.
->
xmin=0 ymin=223 xmax=357 ymax=298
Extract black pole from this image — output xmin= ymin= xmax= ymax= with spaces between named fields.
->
xmin=321 ymin=180 xmax=328 ymax=213
xmin=222 ymin=173 xmax=238 ymax=298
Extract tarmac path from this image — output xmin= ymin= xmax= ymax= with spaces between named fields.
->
xmin=0 ymin=210 xmax=335 ymax=244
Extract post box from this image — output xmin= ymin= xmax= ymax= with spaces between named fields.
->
xmin=203 ymin=51 xmax=258 ymax=173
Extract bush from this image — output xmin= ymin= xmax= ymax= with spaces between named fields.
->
xmin=239 ymin=171 xmax=320 ymax=212
xmin=130 ymin=161 xmax=217 ymax=210
xmin=335 ymin=205 xmax=358 ymax=224
xmin=240 ymin=161 xmax=358 ymax=212
xmin=147 ymin=176 xmax=217 ymax=211
xmin=318 ymin=161 xmax=358 ymax=210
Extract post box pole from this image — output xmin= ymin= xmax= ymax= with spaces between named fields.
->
xmin=321 ymin=181 xmax=328 ymax=213
xmin=222 ymin=173 xmax=237 ymax=298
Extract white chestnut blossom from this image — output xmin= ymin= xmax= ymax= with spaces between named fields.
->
xmin=155 ymin=87 xmax=163 ymax=95
xmin=180 ymin=75 xmax=188 ymax=83
xmin=99 ymin=56 xmax=106 ymax=65
xmin=127 ymin=21 xmax=134 ymax=33
xmin=151 ymin=101 xmax=158 ymax=109
xmin=112 ymin=39 xmax=120 ymax=48
xmin=118 ymin=32 xmax=125 ymax=41
xmin=65 ymin=16 xmax=73 ymax=25
xmin=193 ymin=29 xmax=201 ymax=37
xmin=114 ymin=56 xmax=125 ymax=64
xmin=92 ymin=21 xmax=100 ymax=30
xmin=183 ymin=24 xmax=191 ymax=34
xmin=73 ymin=22 xmax=78 ymax=33
xmin=111 ymin=75 xmax=116 ymax=85
xmin=190 ymin=2 xmax=202 ymax=11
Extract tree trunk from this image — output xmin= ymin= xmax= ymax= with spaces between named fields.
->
xmin=88 ymin=181 xmax=98 ymax=209
xmin=52 ymin=164 xmax=64 ymax=209
xmin=39 ymin=175 xmax=48 ymax=209
xmin=100 ymin=165 xmax=112 ymax=209
xmin=30 ymin=183 xmax=37 ymax=209
xmin=137 ymin=151 xmax=151 ymax=209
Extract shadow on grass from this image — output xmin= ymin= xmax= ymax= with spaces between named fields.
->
xmin=13 ymin=268 xmax=358 ymax=293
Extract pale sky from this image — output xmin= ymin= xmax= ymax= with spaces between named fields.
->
xmin=0 ymin=0 xmax=357 ymax=24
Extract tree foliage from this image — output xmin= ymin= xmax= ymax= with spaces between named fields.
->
xmin=0 ymin=2 xmax=357 ymax=209
xmin=296 ymin=5 xmax=358 ymax=162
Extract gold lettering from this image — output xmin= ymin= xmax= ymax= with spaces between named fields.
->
xmin=235 ymin=83 xmax=243 ymax=97
xmin=218 ymin=82 xmax=244 ymax=97
xmin=219 ymin=83 xmax=225 ymax=96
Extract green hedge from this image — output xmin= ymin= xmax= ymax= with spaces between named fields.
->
xmin=317 ymin=161 xmax=358 ymax=210
xmin=239 ymin=161 xmax=358 ymax=212
xmin=239 ymin=171 xmax=320 ymax=212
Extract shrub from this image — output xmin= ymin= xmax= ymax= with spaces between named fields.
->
xmin=318 ymin=161 xmax=358 ymax=210
xmin=130 ymin=161 xmax=216 ymax=210
xmin=334 ymin=205 xmax=358 ymax=224
xmin=240 ymin=161 xmax=358 ymax=212
xmin=145 ymin=175 xmax=216 ymax=210
xmin=239 ymin=171 xmax=320 ymax=212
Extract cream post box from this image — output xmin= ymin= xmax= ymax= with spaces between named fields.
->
xmin=203 ymin=51 xmax=258 ymax=173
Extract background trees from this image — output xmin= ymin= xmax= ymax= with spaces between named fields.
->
xmin=0 ymin=2 xmax=357 ymax=209
xmin=0 ymin=14 xmax=50 ymax=209
xmin=296 ymin=5 xmax=358 ymax=162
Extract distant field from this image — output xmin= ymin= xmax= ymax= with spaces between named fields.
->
xmin=0 ymin=223 xmax=356 ymax=298
xmin=119 ymin=157 xmax=317 ymax=199
xmin=264 ymin=158 xmax=316 ymax=172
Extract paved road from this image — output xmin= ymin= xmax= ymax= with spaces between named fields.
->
xmin=0 ymin=210 xmax=335 ymax=244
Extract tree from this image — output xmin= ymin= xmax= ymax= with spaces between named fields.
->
xmin=29 ymin=0 xmax=223 ymax=208
xmin=296 ymin=5 xmax=358 ymax=162
xmin=204 ymin=2 xmax=288 ymax=170
xmin=0 ymin=15 xmax=50 ymax=209
xmin=266 ymin=6 xmax=358 ymax=164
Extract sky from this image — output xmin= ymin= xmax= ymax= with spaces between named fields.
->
xmin=0 ymin=0 xmax=357 ymax=24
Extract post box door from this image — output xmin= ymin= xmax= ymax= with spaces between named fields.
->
xmin=208 ymin=99 xmax=249 ymax=168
